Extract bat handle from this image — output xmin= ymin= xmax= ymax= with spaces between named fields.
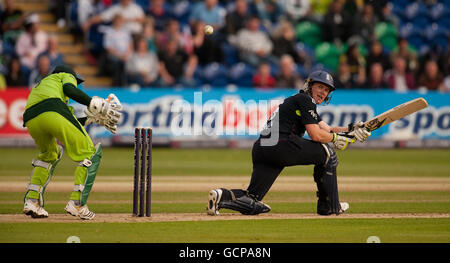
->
xmin=337 ymin=131 xmax=355 ymax=139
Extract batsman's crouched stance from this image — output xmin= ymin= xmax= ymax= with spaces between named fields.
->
xmin=22 ymin=65 xmax=122 ymax=220
xmin=207 ymin=70 xmax=370 ymax=216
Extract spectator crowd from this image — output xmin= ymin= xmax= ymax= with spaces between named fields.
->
xmin=0 ymin=0 xmax=449 ymax=92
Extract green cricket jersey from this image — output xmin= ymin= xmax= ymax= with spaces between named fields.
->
xmin=23 ymin=72 xmax=91 ymax=129
xmin=25 ymin=72 xmax=76 ymax=109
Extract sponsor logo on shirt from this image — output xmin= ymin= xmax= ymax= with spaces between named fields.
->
xmin=309 ymin=110 xmax=318 ymax=120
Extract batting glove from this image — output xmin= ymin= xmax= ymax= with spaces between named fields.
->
xmin=332 ymin=133 xmax=355 ymax=150
xmin=348 ymin=121 xmax=371 ymax=142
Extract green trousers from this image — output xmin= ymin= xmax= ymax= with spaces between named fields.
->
xmin=25 ymin=111 xmax=96 ymax=202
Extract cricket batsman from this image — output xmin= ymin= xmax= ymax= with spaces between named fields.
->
xmin=22 ymin=65 xmax=122 ymax=220
xmin=207 ymin=70 xmax=371 ymax=216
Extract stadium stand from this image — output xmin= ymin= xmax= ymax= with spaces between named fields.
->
xmin=1 ymin=0 xmax=448 ymax=91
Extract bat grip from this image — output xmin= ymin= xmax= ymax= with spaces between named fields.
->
xmin=337 ymin=131 xmax=355 ymax=139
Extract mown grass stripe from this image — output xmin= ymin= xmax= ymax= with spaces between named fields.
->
xmin=1 ymin=202 xmax=449 ymax=214
xmin=1 ymin=148 xmax=450 ymax=177
xmin=1 ymin=191 xmax=449 ymax=202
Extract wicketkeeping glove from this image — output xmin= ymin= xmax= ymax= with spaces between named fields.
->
xmin=84 ymin=94 xmax=123 ymax=134
xmin=88 ymin=94 xmax=123 ymax=117
xmin=332 ymin=133 xmax=355 ymax=150
xmin=85 ymin=109 xmax=119 ymax=134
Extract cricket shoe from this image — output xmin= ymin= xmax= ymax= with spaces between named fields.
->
xmin=23 ymin=198 xmax=48 ymax=218
xmin=237 ymin=194 xmax=271 ymax=215
xmin=206 ymin=189 xmax=223 ymax=216
xmin=65 ymin=200 xmax=95 ymax=220
xmin=339 ymin=202 xmax=349 ymax=214
xmin=317 ymin=200 xmax=349 ymax=215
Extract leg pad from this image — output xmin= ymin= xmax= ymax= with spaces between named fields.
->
xmin=73 ymin=143 xmax=102 ymax=206
xmin=24 ymin=145 xmax=63 ymax=206
xmin=314 ymin=144 xmax=341 ymax=215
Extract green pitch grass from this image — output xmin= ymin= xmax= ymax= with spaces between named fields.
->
xmin=1 ymin=148 xmax=449 ymax=177
xmin=2 ymin=218 xmax=449 ymax=243
xmin=0 ymin=147 xmax=449 ymax=243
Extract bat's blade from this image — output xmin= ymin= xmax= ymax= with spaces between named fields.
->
xmin=364 ymin=98 xmax=428 ymax=132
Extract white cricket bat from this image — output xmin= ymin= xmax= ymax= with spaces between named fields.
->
xmin=364 ymin=98 xmax=429 ymax=131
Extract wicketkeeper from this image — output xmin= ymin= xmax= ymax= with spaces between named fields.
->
xmin=22 ymin=65 xmax=122 ymax=220
xmin=207 ymin=70 xmax=371 ymax=216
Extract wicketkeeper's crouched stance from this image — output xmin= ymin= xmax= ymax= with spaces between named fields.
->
xmin=22 ymin=65 xmax=122 ymax=220
xmin=207 ymin=70 xmax=371 ymax=216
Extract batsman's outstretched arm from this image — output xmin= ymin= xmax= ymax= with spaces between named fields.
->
xmin=306 ymin=123 xmax=355 ymax=150
xmin=319 ymin=120 xmax=371 ymax=142
xmin=306 ymin=123 xmax=334 ymax=143
xmin=318 ymin=121 xmax=348 ymax=133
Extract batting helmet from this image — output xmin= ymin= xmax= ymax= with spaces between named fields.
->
xmin=302 ymin=70 xmax=335 ymax=104
xmin=306 ymin=70 xmax=335 ymax=91
xmin=52 ymin=64 xmax=85 ymax=84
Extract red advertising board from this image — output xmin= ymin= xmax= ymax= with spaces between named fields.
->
xmin=0 ymin=88 xmax=30 ymax=136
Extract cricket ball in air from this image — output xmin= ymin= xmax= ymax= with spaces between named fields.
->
xmin=204 ymin=25 xmax=214 ymax=35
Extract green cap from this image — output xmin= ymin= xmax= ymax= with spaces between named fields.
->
xmin=52 ymin=64 xmax=85 ymax=84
